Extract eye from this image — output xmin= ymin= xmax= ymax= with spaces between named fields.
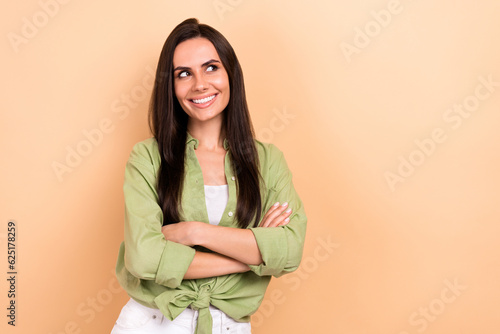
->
xmin=206 ymin=64 xmax=218 ymax=72
xmin=178 ymin=71 xmax=189 ymax=78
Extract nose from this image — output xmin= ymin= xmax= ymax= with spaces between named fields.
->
xmin=192 ymin=72 xmax=209 ymax=92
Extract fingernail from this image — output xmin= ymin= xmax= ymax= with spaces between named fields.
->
xmin=284 ymin=217 xmax=290 ymax=222
xmin=273 ymin=202 xmax=280 ymax=207
xmin=285 ymin=208 xmax=291 ymax=213
xmin=281 ymin=202 xmax=288 ymax=207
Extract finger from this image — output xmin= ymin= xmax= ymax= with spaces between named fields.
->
xmin=261 ymin=202 xmax=280 ymax=223
xmin=259 ymin=202 xmax=281 ymax=227
xmin=261 ymin=202 xmax=290 ymax=227
xmin=260 ymin=202 xmax=287 ymax=227
xmin=277 ymin=217 xmax=291 ymax=226
xmin=267 ymin=207 xmax=292 ymax=227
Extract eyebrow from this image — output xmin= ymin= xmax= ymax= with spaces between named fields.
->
xmin=173 ymin=59 xmax=221 ymax=72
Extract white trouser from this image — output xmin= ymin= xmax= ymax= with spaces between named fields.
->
xmin=111 ymin=298 xmax=251 ymax=334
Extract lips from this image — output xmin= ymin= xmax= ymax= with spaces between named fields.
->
xmin=191 ymin=94 xmax=216 ymax=104
xmin=188 ymin=93 xmax=219 ymax=109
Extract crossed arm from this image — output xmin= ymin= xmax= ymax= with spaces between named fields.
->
xmin=161 ymin=201 xmax=293 ymax=279
xmin=123 ymin=141 xmax=306 ymax=286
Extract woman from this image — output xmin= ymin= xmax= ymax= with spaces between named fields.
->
xmin=111 ymin=18 xmax=307 ymax=334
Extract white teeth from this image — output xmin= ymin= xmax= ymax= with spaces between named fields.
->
xmin=192 ymin=94 xmax=216 ymax=104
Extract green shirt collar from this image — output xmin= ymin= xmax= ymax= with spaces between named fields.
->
xmin=186 ymin=131 xmax=229 ymax=151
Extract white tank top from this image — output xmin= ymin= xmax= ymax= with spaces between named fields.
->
xmin=204 ymin=184 xmax=229 ymax=225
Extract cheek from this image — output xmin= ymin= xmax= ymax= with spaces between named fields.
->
xmin=213 ymin=76 xmax=230 ymax=94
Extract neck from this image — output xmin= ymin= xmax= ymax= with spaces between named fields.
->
xmin=187 ymin=118 xmax=226 ymax=151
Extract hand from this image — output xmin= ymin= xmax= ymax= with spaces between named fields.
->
xmin=161 ymin=221 xmax=203 ymax=246
xmin=259 ymin=202 xmax=292 ymax=228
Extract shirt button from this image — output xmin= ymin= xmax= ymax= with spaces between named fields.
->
xmin=228 ymin=211 xmax=233 ymax=217
xmin=231 ymin=176 xmax=235 ymax=181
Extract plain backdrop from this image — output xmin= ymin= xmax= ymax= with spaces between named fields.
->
xmin=1 ymin=0 xmax=500 ymax=333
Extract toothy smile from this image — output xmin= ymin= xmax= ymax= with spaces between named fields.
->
xmin=191 ymin=94 xmax=216 ymax=104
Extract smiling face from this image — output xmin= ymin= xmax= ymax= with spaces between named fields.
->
xmin=173 ymin=37 xmax=230 ymax=127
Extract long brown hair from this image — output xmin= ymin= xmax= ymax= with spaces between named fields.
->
xmin=148 ymin=18 xmax=263 ymax=228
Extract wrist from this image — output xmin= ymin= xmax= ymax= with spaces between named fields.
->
xmin=239 ymin=263 xmax=251 ymax=273
xmin=193 ymin=221 xmax=209 ymax=246
xmin=229 ymin=256 xmax=250 ymax=273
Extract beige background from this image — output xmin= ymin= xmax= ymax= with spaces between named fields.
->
xmin=2 ymin=0 xmax=500 ymax=333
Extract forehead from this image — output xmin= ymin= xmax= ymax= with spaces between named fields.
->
xmin=173 ymin=38 xmax=221 ymax=67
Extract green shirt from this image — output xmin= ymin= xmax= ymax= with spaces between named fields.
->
xmin=115 ymin=131 xmax=307 ymax=334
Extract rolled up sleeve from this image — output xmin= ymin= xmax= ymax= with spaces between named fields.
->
xmin=248 ymin=146 xmax=307 ymax=277
xmin=123 ymin=143 xmax=195 ymax=289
